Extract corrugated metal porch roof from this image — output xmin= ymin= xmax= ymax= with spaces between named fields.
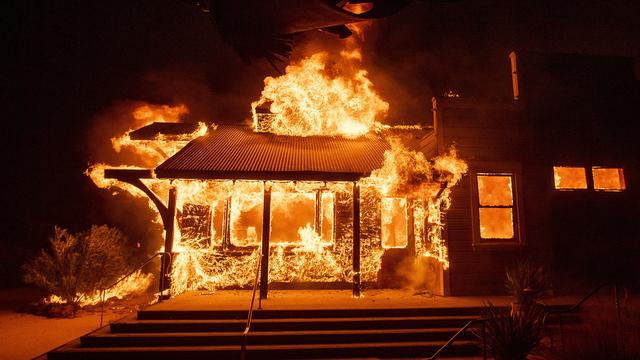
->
xmin=129 ymin=122 xmax=202 ymax=140
xmin=154 ymin=125 xmax=391 ymax=181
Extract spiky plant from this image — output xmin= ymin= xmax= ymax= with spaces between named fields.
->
xmin=479 ymin=302 xmax=547 ymax=360
xmin=505 ymin=259 xmax=552 ymax=305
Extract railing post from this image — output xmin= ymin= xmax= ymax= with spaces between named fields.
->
xmin=99 ymin=290 xmax=105 ymax=327
xmin=559 ymin=314 xmax=565 ymax=350
xmin=614 ymin=283 xmax=621 ymax=322
xmin=482 ymin=321 xmax=487 ymax=360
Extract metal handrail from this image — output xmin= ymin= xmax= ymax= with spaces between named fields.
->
xmin=426 ymin=318 xmax=488 ymax=360
xmin=544 ymin=282 xmax=621 ymax=321
xmin=542 ymin=281 xmax=623 ymax=349
xmin=240 ymin=251 xmax=263 ymax=360
xmin=99 ymin=252 xmax=170 ymax=327
xmin=428 ymin=282 xmax=624 ymax=359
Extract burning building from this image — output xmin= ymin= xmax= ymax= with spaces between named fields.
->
xmin=100 ymin=121 xmax=466 ymax=298
xmin=89 ymin=49 xmax=639 ymax=300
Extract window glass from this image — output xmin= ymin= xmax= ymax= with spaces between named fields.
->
xmin=479 ymin=208 xmax=515 ymax=239
xmin=477 ymin=175 xmax=513 ymax=206
xmin=477 ymin=173 xmax=516 ymax=240
xmin=592 ymin=167 xmax=626 ymax=191
xmin=554 ymin=166 xmax=587 ymax=190
xmin=270 ymin=192 xmax=316 ymax=245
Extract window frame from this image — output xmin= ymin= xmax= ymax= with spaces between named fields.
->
xmin=470 ymin=162 xmax=526 ymax=249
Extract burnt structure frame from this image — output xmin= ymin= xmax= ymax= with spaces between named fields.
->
xmin=105 ymin=169 xmax=365 ymax=298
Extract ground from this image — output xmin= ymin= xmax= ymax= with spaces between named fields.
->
xmin=0 ymin=288 xmax=150 ymax=360
xmin=1 ymin=287 xmax=637 ymax=359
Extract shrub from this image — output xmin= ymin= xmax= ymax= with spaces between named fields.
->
xmin=23 ymin=225 xmax=131 ymax=308
xmin=479 ymin=302 xmax=547 ymax=360
xmin=506 ymin=259 xmax=552 ymax=305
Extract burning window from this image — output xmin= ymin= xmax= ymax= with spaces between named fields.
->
xmin=270 ymin=192 xmax=316 ymax=245
xmin=477 ymin=174 xmax=515 ymax=240
xmin=592 ymin=167 xmax=626 ymax=191
xmin=320 ymin=192 xmax=335 ymax=243
xmin=381 ymin=198 xmax=408 ymax=248
xmin=554 ymin=166 xmax=587 ymax=190
xmin=230 ymin=182 xmax=263 ymax=247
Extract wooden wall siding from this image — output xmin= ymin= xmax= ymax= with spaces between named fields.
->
xmin=419 ymin=133 xmax=438 ymax=158
xmin=433 ymin=98 xmax=534 ymax=295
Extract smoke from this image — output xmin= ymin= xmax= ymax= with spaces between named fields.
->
xmin=396 ymin=256 xmax=442 ymax=293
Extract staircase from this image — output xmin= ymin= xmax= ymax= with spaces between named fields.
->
xmin=47 ymin=307 xmax=496 ymax=359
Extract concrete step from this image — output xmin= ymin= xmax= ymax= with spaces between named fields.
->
xmin=48 ymin=339 xmax=480 ymax=359
xmin=111 ymin=315 xmax=479 ymax=333
xmin=82 ymin=327 xmax=477 ymax=347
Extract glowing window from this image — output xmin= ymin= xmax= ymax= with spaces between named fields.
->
xmin=381 ymin=198 xmax=408 ymax=248
xmin=477 ymin=174 xmax=515 ymax=240
xmin=270 ymin=192 xmax=316 ymax=245
xmin=320 ymin=192 xmax=335 ymax=243
xmin=592 ymin=167 xmax=626 ymax=191
xmin=230 ymin=182 xmax=263 ymax=247
xmin=554 ymin=166 xmax=587 ymax=190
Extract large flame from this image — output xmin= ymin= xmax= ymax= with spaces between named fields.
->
xmin=251 ymin=50 xmax=388 ymax=137
xmin=364 ymin=140 xmax=468 ymax=268
xmin=84 ymin=103 xmax=205 ymax=302
xmin=110 ymin=104 xmax=206 ymax=168
xmin=45 ymin=270 xmax=154 ymax=307
xmin=88 ymin=30 xmax=469 ymax=296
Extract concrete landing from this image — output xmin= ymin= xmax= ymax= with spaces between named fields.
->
xmin=148 ymin=289 xmax=576 ymax=311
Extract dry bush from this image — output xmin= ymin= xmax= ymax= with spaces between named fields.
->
xmin=22 ymin=225 xmax=131 ymax=308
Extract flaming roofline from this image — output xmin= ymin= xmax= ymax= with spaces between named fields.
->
xmin=150 ymin=125 xmax=391 ymax=182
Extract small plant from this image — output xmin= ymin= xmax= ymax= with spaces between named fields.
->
xmin=479 ymin=302 xmax=547 ymax=360
xmin=23 ymin=225 xmax=132 ymax=310
xmin=505 ymin=259 xmax=552 ymax=309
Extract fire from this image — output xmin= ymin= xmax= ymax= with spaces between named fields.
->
xmin=88 ymin=22 xmax=470 ymax=296
xmin=45 ymin=270 xmax=154 ymax=307
xmin=111 ymin=104 xmax=206 ymax=168
xmin=365 ymin=141 xmax=468 ymax=268
xmin=251 ymin=52 xmax=388 ymax=137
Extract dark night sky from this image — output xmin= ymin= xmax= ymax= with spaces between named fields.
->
xmin=1 ymin=0 xmax=639 ymax=286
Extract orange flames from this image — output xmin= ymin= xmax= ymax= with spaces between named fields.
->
xmin=251 ymin=43 xmax=388 ymax=137
xmin=84 ymin=103 xmax=204 ymax=301
xmin=111 ymin=104 xmax=206 ymax=168
xmin=88 ymin=25 xmax=469 ymax=296
xmin=45 ymin=270 xmax=154 ymax=307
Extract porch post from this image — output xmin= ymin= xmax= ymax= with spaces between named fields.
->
xmin=315 ymin=190 xmax=322 ymax=235
xmin=407 ymin=198 xmax=415 ymax=257
xmin=161 ymin=186 xmax=177 ymax=295
xmin=222 ymin=196 xmax=231 ymax=249
xmin=260 ymin=182 xmax=271 ymax=299
xmin=352 ymin=182 xmax=361 ymax=297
